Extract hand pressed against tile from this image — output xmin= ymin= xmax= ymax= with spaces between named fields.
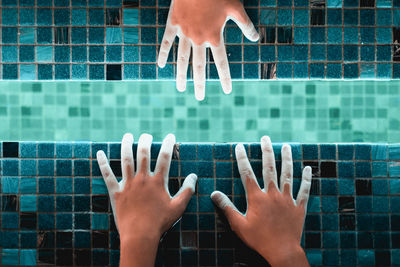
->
xmin=96 ymin=133 xmax=197 ymax=267
xmin=158 ymin=0 xmax=259 ymax=101
xmin=211 ymin=136 xmax=312 ymax=267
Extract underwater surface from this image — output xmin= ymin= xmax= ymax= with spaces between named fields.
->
xmin=0 ymin=80 xmax=399 ymax=143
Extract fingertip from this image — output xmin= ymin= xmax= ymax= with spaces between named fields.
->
xmin=140 ymin=133 xmax=153 ymax=142
xmin=122 ymin=133 xmax=134 ymax=143
xmin=165 ymin=133 xmax=176 ymax=144
xmin=222 ymin=81 xmax=232 ymax=95
xmin=250 ymin=31 xmax=260 ymax=42
xmin=210 ymin=190 xmax=221 ymax=201
xmin=235 ymin=143 xmax=244 ymax=153
xmin=282 ymin=143 xmax=292 ymax=153
xmin=177 ymin=81 xmax=187 ymax=92
xmin=158 ymin=61 xmax=166 ymax=68
xmin=185 ymin=173 xmax=198 ymax=193
xmin=304 ymin=166 xmax=312 ymax=179
xmin=261 ymin=135 xmax=271 ymax=144
xmin=96 ymin=150 xmax=106 ymax=161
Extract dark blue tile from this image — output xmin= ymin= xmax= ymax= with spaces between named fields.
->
xmin=197 ymin=144 xmax=213 ymax=160
xmin=56 ymin=178 xmax=72 ymax=194
xmin=355 ymin=144 xmax=371 ymax=160
xmin=199 ymin=196 xmax=214 ymax=212
xmin=38 ymin=178 xmax=54 ymax=194
xmin=2 ymin=231 xmax=18 ymax=248
xmin=56 ymin=196 xmax=72 ymax=212
xmin=20 ymin=231 xmax=37 ymax=248
xmin=56 ymin=160 xmax=72 ymax=176
xmin=74 ymin=213 xmax=91 ymax=230
xmin=38 ymin=160 xmax=54 ymax=176
xmin=179 ymin=144 xmax=196 ymax=160
xmin=38 ymin=143 xmax=54 ymax=158
xmin=2 ymin=159 xmax=19 ymax=176
xmin=198 ymin=178 xmax=214 ymax=195
xmin=56 ymin=213 xmax=72 ymax=229
xmin=199 ymin=214 xmax=215 ymax=230
xmin=216 ymin=162 xmax=232 ymax=178
xmin=38 ymin=213 xmax=55 ymax=230
xmin=322 ymin=214 xmax=338 ymax=231
xmin=74 ymin=196 xmax=90 ymax=212
xmin=74 ymin=160 xmax=90 ymax=176
xmin=2 ymin=213 xmax=19 ymax=229
xmin=74 ymin=177 xmax=91 ymax=194
xmin=320 ymin=144 xmax=336 ymax=160
xmin=338 ymin=144 xmax=354 ymax=160
xmin=302 ymin=144 xmax=318 ymax=160
xmin=355 ymin=162 xmax=371 ymax=177
xmin=321 ymin=179 xmax=338 ymax=195
xmin=38 ymin=195 xmax=54 ymax=212
xmin=338 ymin=161 xmax=354 ymax=178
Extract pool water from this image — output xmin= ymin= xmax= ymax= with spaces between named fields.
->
xmin=0 ymin=80 xmax=399 ymax=142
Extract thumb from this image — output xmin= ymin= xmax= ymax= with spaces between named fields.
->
xmin=170 ymin=174 xmax=198 ymax=215
xmin=228 ymin=4 xmax=259 ymax=42
xmin=211 ymin=191 xmax=246 ymax=232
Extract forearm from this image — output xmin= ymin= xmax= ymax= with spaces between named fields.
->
xmin=262 ymin=244 xmax=310 ymax=267
xmin=119 ymin=234 xmax=159 ymax=267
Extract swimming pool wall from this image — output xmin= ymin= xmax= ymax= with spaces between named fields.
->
xmin=0 ymin=141 xmax=399 ymax=266
xmin=1 ymin=0 xmax=400 ymax=80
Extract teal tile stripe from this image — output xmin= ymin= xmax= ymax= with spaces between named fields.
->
xmin=0 ymin=80 xmax=399 ymax=142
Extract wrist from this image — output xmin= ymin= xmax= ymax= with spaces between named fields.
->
xmin=119 ymin=232 xmax=160 ymax=267
xmin=261 ymin=244 xmax=308 ymax=267
xmin=120 ymin=231 xmax=160 ymax=246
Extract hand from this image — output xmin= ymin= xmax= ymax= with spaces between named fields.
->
xmin=211 ymin=136 xmax=312 ymax=267
xmin=158 ymin=0 xmax=259 ymax=101
xmin=96 ymin=133 xmax=197 ymax=267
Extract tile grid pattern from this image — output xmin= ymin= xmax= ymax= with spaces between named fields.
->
xmin=0 ymin=141 xmax=400 ymax=266
xmin=1 ymin=80 xmax=400 ymax=143
xmin=1 ymin=0 xmax=400 ymax=80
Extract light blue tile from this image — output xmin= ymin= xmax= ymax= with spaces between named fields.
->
xmin=20 ymin=195 xmax=37 ymax=212
xmin=92 ymin=213 xmax=109 ymax=230
xmin=372 ymin=144 xmax=387 ymax=160
xmin=123 ymin=9 xmax=139 ymax=25
xmin=36 ymin=46 xmax=53 ymax=62
xmin=358 ymin=250 xmax=375 ymax=266
xmin=389 ymin=162 xmax=400 ymax=178
xmin=92 ymin=177 xmax=108 ymax=194
xmin=1 ymin=177 xmax=19 ymax=193
xmin=20 ymin=178 xmax=37 ymax=194
xmin=106 ymin=27 xmax=122 ymax=44
xmin=2 ymin=249 xmax=19 ymax=265
xmin=20 ymin=249 xmax=36 ymax=266
xmin=390 ymin=179 xmax=400 ymax=194
xmin=389 ymin=144 xmax=400 ymax=160
xmin=20 ymin=65 xmax=36 ymax=80
xmin=327 ymin=0 xmax=342 ymax=7
xmin=372 ymin=162 xmax=387 ymax=177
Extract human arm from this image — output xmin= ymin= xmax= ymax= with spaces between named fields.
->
xmin=96 ymin=133 xmax=197 ymax=267
xmin=211 ymin=136 xmax=312 ymax=266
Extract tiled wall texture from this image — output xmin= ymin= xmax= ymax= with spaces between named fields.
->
xmin=0 ymin=141 xmax=400 ymax=266
xmin=1 ymin=0 xmax=400 ymax=80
